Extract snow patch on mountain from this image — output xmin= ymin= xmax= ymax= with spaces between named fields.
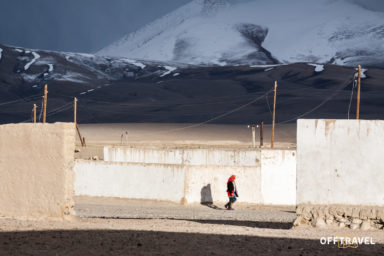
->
xmin=160 ymin=66 xmax=177 ymax=77
xmin=355 ymin=67 xmax=368 ymax=79
xmin=123 ymin=59 xmax=146 ymax=69
xmin=308 ymin=64 xmax=324 ymax=72
xmin=24 ymin=52 xmax=40 ymax=70
xmin=97 ymin=0 xmax=384 ymax=67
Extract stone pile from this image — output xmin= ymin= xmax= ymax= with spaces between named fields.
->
xmin=294 ymin=205 xmax=384 ymax=230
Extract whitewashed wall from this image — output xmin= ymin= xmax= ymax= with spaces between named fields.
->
xmin=261 ymin=150 xmax=296 ymax=205
xmin=75 ymin=148 xmax=296 ymax=205
xmin=74 ymin=161 xmax=186 ymax=202
xmin=104 ymin=147 xmax=260 ymax=167
xmin=297 ymin=119 xmax=384 ymax=206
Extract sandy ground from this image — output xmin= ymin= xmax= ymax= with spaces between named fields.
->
xmin=76 ymin=123 xmax=297 ymax=159
xmin=1 ymin=197 xmax=384 ymax=255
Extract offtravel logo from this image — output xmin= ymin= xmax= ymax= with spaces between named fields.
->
xmin=320 ymin=235 xmax=375 ymax=248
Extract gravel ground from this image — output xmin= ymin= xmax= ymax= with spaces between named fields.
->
xmin=1 ymin=197 xmax=383 ymax=255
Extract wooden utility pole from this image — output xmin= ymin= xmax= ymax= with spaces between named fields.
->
xmin=356 ymin=65 xmax=361 ymax=120
xmin=260 ymin=121 xmax=264 ymax=147
xmin=74 ymin=97 xmax=78 ymax=124
xmin=43 ymin=84 xmax=48 ymax=123
xmin=271 ymin=81 xmax=277 ymax=148
xmin=76 ymin=124 xmax=85 ymax=147
xmin=74 ymin=97 xmax=85 ymax=147
xmin=33 ymin=104 xmax=36 ymax=123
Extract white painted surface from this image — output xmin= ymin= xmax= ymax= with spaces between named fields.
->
xmin=104 ymin=147 xmax=260 ymax=167
xmin=74 ymin=161 xmax=186 ymax=202
xmin=261 ymin=150 xmax=296 ymax=205
xmin=77 ymin=147 xmax=296 ymax=205
xmin=297 ymin=119 xmax=384 ymax=206
xmin=184 ymin=165 xmax=261 ymax=204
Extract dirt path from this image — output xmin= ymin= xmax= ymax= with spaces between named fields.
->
xmin=0 ymin=197 xmax=383 ymax=255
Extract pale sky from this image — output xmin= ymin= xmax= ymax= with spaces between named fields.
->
xmin=0 ymin=0 xmax=190 ymax=52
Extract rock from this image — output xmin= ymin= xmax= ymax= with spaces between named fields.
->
xmin=296 ymin=205 xmax=304 ymax=215
xmin=92 ymin=156 xmax=99 ymax=161
xmin=336 ymin=207 xmax=345 ymax=216
xmin=294 ymin=216 xmax=310 ymax=226
xmin=360 ymin=221 xmax=371 ymax=231
xmin=325 ymin=218 xmax=333 ymax=225
xmin=329 ymin=207 xmax=338 ymax=216
xmin=350 ymin=223 xmax=360 ymax=230
xmin=336 ymin=217 xmax=347 ymax=223
xmin=293 ymin=217 xmax=302 ymax=227
xmin=315 ymin=218 xmax=326 ymax=228
xmin=313 ymin=208 xmax=325 ymax=219
xmin=302 ymin=207 xmax=312 ymax=221
xmin=339 ymin=222 xmax=346 ymax=228
xmin=352 ymin=218 xmax=362 ymax=224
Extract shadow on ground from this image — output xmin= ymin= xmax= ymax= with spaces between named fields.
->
xmin=178 ymin=219 xmax=293 ymax=230
xmin=200 ymin=202 xmax=223 ymax=210
xmin=91 ymin=216 xmax=292 ymax=230
xmin=0 ymin=230 xmax=382 ymax=255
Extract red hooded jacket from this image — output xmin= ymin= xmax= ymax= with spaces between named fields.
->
xmin=227 ymin=175 xmax=236 ymax=197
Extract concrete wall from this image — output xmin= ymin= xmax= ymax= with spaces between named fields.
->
xmin=261 ymin=150 xmax=296 ymax=205
xmin=75 ymin=147 xmax=296 ymax=205
xmin=104 ymin=147 xmax=260 ymax=167
xmin=74 ymin=161 xmax=186 ymax=202
xmin=0 ymin=123 xmax=75 ymax=219
xmin=297 ymin=119 xmax=384 ymax=206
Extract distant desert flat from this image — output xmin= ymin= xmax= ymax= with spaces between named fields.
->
xmin=77 ymin=123 xmax=296 ymax=147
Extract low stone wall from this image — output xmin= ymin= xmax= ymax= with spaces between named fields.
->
xmin=0 ymin=123 xmax=75 ymax=219
xmin=294 ymin=205 xmax=384 ymax=230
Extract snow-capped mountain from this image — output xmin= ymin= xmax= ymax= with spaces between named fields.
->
xmin=97 ymin=0 xmax=384 ymax=67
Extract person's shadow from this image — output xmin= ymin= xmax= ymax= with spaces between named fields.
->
xmin=200 ymin=184 xmax=222 ymax=210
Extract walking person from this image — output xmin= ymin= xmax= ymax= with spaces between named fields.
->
xmin=225 ymin=175 xmax=238 ymax=210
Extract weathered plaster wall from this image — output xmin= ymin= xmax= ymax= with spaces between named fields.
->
xmin=0 ymin=123 xmax=75 ymax=219
xmin=104 ymin=147 xmax=260 ymax=167
xmin=74 ymin=161 xmax=186 ymax=203
xmin=297 ymin=119 xmax=384 ymax=206
xmin=261 ymin=150 xmax=296 ymax=205
xmin=75 ymin=147 xmax=296 ymax=205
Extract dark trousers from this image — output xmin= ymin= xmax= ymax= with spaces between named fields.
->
xmin=225 ymin=196 xmax=237 ymax=209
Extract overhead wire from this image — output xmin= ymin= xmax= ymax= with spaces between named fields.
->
xmin=147 ymin=89 xmax=274 ymax=135
xmin=0 ymin=93 xmax=42 ymax=106
xmin=347 ymin=76 xmax=357 ymax=120
xmin=271 ymin=76 xmax=354 ymax=126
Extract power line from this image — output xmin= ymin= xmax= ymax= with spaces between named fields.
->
xmin=272 ymin=76 xmax=354 ymax=126
xmin=0 ymin=93 xmax=42 ymax=106
xmin=149 ymin=89 xmax=273 ymax=135
xmin=347 ymin=78 xmax=357 ymax=120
